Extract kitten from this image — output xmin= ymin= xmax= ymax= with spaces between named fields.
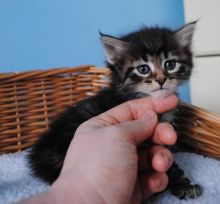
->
xmin=28 ymin=22 xmax=202 ymax=199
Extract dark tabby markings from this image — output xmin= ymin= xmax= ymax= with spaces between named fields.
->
xmin=123 ymin=67 xmax=134 ymax=82
xmin=145 ymin=79 xmax=152 ymax=83
xmin=129 ymin=73 xmax=143 ymax=82
xmin=168 ymin=162 xmax=203 ymax=199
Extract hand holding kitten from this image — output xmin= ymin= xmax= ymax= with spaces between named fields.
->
xmin=22 ymin=95 xmax=178 ymax=204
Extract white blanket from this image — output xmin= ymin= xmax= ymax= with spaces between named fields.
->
xmin=0 ymin=150 xmax=220 ymax=204
xmin=0 ymin=151 xmax=48 ymax=204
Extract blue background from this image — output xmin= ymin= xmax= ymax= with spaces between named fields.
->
xmin=0 ymin=0 xmax=189 ymax=102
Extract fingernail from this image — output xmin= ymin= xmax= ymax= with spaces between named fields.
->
xmin=160 ymin=154 xmax=171 ymax=168
xmin=168 ymin=124 xmax=174 ymax=131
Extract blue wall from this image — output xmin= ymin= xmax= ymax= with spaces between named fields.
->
xmin=0 ymin=0 xmax=190 ymax=102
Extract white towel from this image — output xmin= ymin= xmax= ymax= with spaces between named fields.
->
xmin=0 ymin=151 xmax=48 ymax=204
xmin=0 ymin=151 xmax=220 ymax=204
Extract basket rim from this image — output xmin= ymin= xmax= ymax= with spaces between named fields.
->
xmin=0 ymin=65 xmax=110 ymax=82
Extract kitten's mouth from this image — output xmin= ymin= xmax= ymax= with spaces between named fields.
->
xmin=153 ymin=87 xmax=166 ymax=92
xmin=150 ymin=88 xmax=172 ymax=99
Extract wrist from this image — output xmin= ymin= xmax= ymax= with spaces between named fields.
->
xmin=51 ymin=172 xmax=106 ymax=204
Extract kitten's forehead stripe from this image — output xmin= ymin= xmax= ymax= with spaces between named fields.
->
xmin=160 ymin=52 xmax=167 ymax=62
xmin=147 ymin=55 xmax=153 ymax=62
xmin=133 ymin=58 xmax=147 ymax=67
xmin=168 ymin=53 xmax=179 ymax=60
xmin=142 ymin=54 xmax=148 ymax=62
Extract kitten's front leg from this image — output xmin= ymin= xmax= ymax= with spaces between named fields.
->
xmin=167 ymin=162 xmax=203 ymax=199
xmin=160 ymin=109 xmax=203 ymax=199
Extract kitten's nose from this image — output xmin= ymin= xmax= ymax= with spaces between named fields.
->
xmin=156 ymin=78 xmax=166 ymax=86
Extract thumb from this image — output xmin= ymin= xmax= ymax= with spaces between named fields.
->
xmin=115 ymin=110 xmax=158 ymax=145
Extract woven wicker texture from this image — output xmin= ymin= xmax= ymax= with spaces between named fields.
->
xmin=0 ymin=65 xmax=110 ymax=153
xmin=175 ymin=102 xmax=220 ymax=159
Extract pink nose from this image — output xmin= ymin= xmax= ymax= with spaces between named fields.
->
xmin=156 ymin=78 xmax=166 ymax=86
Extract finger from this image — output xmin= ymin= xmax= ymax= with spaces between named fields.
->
xmin=152 ymin=123 xmax=177 ymax=145
xmin=145 ymin=172 xmax=169 ymax=197
xmin=140 ymin=172 xmax=168 ymax=198
xmin=77 ymin=109 xmax=158 ymax=142
xmin=150 ymin=145 xmax=173 ymax=173
xmin=115 ymin=110 xmax=157 ymax=145
xmin=138 ymin=144 xmax=173 ymax=174
xmin=152 ymin=95 xmax=179 ymax=113
xmin=84 ymin=95 xmax=178 ymax=129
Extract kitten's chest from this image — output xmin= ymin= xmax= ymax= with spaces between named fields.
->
xmin=159 ymin=109 xmax=177 ymax=124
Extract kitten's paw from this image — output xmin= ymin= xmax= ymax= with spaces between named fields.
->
xmin=172 ymin=184 xmax=203 ymax=199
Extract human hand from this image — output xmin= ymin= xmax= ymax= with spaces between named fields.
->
xmin=51 ymin=95 xmax=178 ymax=204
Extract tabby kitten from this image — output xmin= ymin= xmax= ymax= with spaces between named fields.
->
xmin=28 ymin=22 xmax=202 ymax=199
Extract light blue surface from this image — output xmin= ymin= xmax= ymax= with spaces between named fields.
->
xmin=0 ymin=0 xmax=190 ymax=102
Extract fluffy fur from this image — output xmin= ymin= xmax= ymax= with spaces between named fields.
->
xmin=28 ymin=22 xmax=202 ymax=199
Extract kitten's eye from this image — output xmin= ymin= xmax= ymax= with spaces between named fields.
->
xmin=136 ymin=65 xmax=151 ymax=75
xmin=165 ymin=60 xmax=176 ymax=71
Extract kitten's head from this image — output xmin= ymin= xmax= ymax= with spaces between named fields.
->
xmin=101 ymin=22 xmax=195 ymax=99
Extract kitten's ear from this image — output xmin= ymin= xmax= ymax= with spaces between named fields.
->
xmin=174 ymin=21 xmax=196 ymax=47
xmin=100 ymin=33 xmax=129 ymax=64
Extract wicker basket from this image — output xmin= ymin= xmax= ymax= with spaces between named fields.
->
xmin=174 ymin=102 xmax=220 ymax=159
xmin=0 ymin=65 xmax=110 ymax=153
xmin=0 ymin=65 xmax=220 ymax=160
